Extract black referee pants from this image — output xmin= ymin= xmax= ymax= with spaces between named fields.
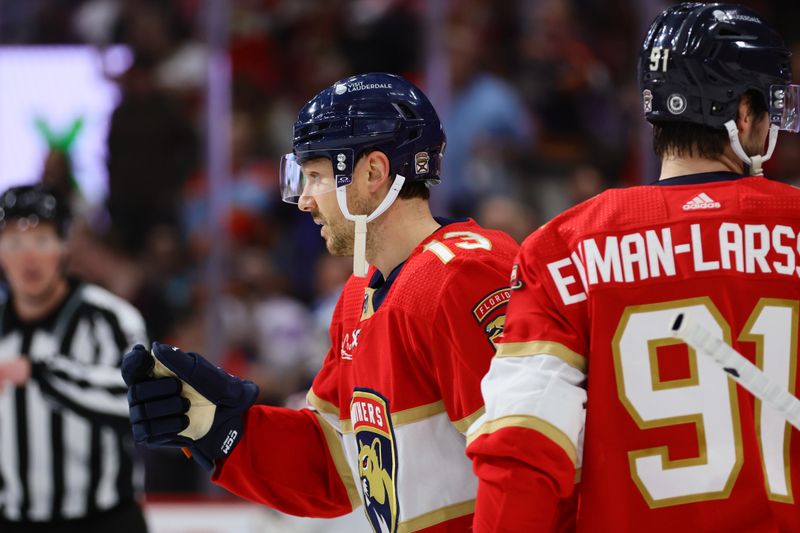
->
xmin=0 ymin=500 xmax=148 ymax=533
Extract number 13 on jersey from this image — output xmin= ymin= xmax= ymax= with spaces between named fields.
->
xmin=423 ymin=231 xmax=492 ymax=264
xmin=612 ymin=297 xmax=797 ymax=507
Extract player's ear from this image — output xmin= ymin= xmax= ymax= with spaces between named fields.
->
xmin=365 ymin=151 xmax=390 ymax=194
xmin=735 ymin=93 xmax=764 ymax=135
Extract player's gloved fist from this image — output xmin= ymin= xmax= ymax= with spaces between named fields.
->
xmin=121 ymin=342 xmax=259 ymax=471
xmin=122 ymin=345 xmax=188 ymax=445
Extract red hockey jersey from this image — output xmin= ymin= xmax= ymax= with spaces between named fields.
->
xmin=214 ymin=219 xmax=518 ymax=532
xmin=467 ymin=174 xmax=800 ymax=532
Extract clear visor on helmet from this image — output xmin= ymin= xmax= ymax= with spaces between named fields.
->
xmin=769 ymin=84 xmax=800 ymax=133
xmin=279 ymin=150 xmax=353 ymax=204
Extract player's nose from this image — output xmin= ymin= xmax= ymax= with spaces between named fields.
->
xmin=298 ymin=193 xmax=316 ymax=212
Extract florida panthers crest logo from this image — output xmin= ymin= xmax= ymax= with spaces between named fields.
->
xmin=351 ymin=389 xmax=398 ymax=533
xmin=472 ymin=288 xmax=511 ymax=348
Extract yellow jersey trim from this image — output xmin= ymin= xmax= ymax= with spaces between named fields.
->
xmin=467 ymin=414 xmax=578 ymax=465
xmin=397 ymin=499 xmax=475 ymax=532
xmin=392 ymin=400 xmax=446 ymax=428
xmin=495 ymin=341 xmax=586 ymax=372
xmin=312 ymin=412 xmax=362 ymax=510
xmin=453 ymin=406 xmax=485 ymax=433
xmin=307 ymin=389 xmax=339 ymax=416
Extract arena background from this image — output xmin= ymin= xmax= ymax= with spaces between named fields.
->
xmin=1 ymin=1 xmax=798 ymax=531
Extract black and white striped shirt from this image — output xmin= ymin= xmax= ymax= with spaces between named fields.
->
xmin=0 ymin=280 xmax=146 ymax=522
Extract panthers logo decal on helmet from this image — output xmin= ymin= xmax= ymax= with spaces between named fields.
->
xmin=414 ymin=151 xmax=430 ymax=175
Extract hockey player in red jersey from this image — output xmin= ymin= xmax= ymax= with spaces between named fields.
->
xmin=467 ymin=3 xmax=800 ymax=532
xmin=121 ymin=73 xmax=518 ymax=532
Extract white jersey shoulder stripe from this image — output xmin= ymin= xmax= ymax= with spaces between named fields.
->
xmin=469 ymin=354 xmax=586 ymax=465
xmin=495 ymin=340 xmax=586 ymax=371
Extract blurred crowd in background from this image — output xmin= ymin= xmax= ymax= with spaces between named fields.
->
xmin=1 ymin=0 xmax=800 ymax=493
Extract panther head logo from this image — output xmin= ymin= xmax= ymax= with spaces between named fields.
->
xmin=359 ymin=438 xmax=393 ymax=505
xmin=485 ymin=315 xmax=506 ymax=348
xmin=358 ymin=437 xmax=396 ymax=532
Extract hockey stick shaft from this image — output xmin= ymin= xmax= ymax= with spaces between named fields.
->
xmin=670 ymin=313 xmax=800 ymax=430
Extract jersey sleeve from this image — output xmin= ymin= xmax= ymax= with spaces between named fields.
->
xmin=212 ymin=403 xmax=360 ymax=518
xmin=429 ymin=255 xmax=516 ymax=432
xmin=466 ymin=236 xmax=588 ymax=531
xmin=212 ymin=293 xmax=361 ymax=518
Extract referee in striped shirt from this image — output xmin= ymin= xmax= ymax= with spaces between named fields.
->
xmin=0 ymin=185 xmax=148 ymax=532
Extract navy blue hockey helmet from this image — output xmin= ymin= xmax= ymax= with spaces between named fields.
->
xmin=0 ymin=184 xmax=70 ymax=238
xmin=280 ymin=73 xmax=446 ymax=203
xmin=639 ymin=3 xmax=795 ymax=132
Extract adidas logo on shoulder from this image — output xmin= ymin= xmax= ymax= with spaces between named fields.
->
xmin=682 ymin=192 xmax=721 ymax=211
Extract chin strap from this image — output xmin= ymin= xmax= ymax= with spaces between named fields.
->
xmin=724 ymin=120 xmax=779 ymax=176
xmin=336 ymin=174 xmax=406 ymax=277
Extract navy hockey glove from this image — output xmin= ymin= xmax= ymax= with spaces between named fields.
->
xmin=121 ymin=342 xmax=259 ymax=471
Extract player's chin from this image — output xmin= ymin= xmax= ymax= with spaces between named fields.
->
xmin=325 ymin=236 xmax=353 ymax=257
xmin=326 ymin=244 xmax=353 ymax=257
